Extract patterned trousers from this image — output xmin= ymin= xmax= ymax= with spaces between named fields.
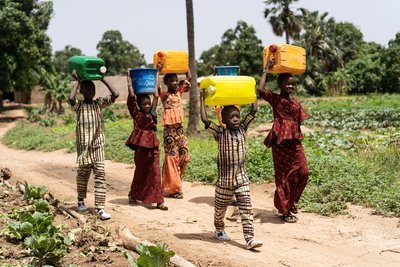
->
xmin=214 ymin=184 xmax=254 ymax=242
xmin=76 ymin=161 xmax=106 ymax=210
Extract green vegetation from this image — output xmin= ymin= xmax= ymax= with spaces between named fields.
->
xmin=2 ymin=95 xmax=400 ymax=217
xmin=6 ymin=184 xmax=72 ymax=266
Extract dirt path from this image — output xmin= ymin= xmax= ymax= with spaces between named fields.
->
xmin=0 ymin=105 xmax=399 ymax=267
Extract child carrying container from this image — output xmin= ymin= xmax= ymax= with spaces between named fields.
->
xmin=158 ymin=64 xmax=191 ymax=199
xmin=125 ymin=64 xmax=168 ymax=211
xmin=199 ymin=90 xmax=263 ymax=250
xmin=257 ymin=59 xmax=309 ymax=223
xmin=69 ymin=70 xmax=119 ymax=220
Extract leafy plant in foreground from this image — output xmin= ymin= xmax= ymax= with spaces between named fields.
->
xmin=6 ymin=183 xmax=71 ymax=266
xmin=23 ymin=182 xmax=48 ymax=201
xmin=123 ymin=243 xmax=175 ymax=267
xmin=136 ymin=243 xmax=175 ymax=267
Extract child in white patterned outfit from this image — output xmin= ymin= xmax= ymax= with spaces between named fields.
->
xmin=69 ymin=70 xmax=119 ymax=220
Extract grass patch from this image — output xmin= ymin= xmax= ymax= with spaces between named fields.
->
xmin=2 ymin=121 xmax=75 ymax=152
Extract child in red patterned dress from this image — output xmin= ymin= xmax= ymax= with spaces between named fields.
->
xmin=126 ymin=65 xmax=167 ymax=211
xmin=257 ymin=61 xmax=309 ymax=223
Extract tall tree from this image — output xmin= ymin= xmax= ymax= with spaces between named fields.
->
xmin=96 ymin=30 xmax=146 ymax=75
xmin=53 ymin=45 xmax=82 ymax=76
xmin=263 ymin=0 xmax=302 ymax=44
xmin=296 ymin=9 xmax=364 ymax=95
xmin=197 ymin=21 xmax=263 ymax=78
xmin=0 ymin=0 xmax=53 ymax=105
xmin=296 ymin=9 xmax=337 ymax=95
xmin=344 ymin=42 xmax=385 ymax=94
xmin=381 ymin=33 xmax=400 ymax=93
xmin=185 ymin=0 xmax=199 ymax=135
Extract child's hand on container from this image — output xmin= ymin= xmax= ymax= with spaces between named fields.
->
xmin=179 ymin=80 xmax=191 ymax=91
xmin=267 ymin=58 xmax=275 ymax=69
xmin=156 ymin=62 xmax=163 ymax=71
xmin=71 ymin=69 xmax=80 ymax=81
xmin=212 ymin=65 xmax=216 ymax=76
xmin=127 ymin=69 xmax=132 ymax=86
xmin=200 ymin=88 xmax=206 ymax=99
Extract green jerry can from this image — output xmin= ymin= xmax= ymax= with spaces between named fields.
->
xmin=67 ymin=56 xmax=107 ymax=80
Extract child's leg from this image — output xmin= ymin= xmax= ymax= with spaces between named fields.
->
xmin=294 ymin=145 xmax=309 ymax=204
xmin=76 ymin=164 xmax=92 ymax=201
xmin=163 ymin=125 xmax=182 ymax=195
xmin=93 ymin=161 xmax=106 ymax=210
xmin=162 ymin=154 xmax=182 ymax=195
xmin=234 ymin=184 xmax=254 ymax=243
xmin=214 ymin=186 xmax=234 ymax=236
xmin=176 ymin=125 xmax=190 ymax=175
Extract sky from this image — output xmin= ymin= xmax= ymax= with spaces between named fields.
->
xmin=47 ymin=0 xmax=400 ymax=64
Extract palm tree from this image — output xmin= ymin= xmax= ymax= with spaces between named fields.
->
xmin=263 ymin=0 xmax=302 ymax=44
xmin=298 ymin=9 xmax=342 ymax=72
xmin=185 ymin=0 xmax=199 ymax=135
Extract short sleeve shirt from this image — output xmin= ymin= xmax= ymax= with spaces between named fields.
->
xmin=71 ymin=95 xmax=113 ymax=165
xmin=206 ymin=113 xmax=255 ymax=189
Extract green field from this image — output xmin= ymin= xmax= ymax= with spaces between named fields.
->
xmin=2 ymin=95 xmax=400 ymax=216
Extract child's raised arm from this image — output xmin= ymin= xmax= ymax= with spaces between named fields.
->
xmin=101 ymin=77 xmax=120 ymax=102
xmin=257 ymin=58 xmax=275 ymax=95
xmin=127 ymin=69 xmax=135 ymax=98
xmin=200 ymin=89 xmax=210 ymax=126
xmin=211 ymin=65 xmax=216 ymax=76
xmin=185 ymin=67 xmax=192 ymax=82
xmin=152 ymin=86 xmax=160 ymax=113
xmin=250 ymin=98 xmax=258 ymax=116
xmin=69 ymin=69 xmax=80 ymax=106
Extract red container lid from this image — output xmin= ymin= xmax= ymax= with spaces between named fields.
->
xmin=269 ymin=45 xmax=278 ymax=53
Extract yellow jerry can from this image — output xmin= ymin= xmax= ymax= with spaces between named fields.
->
xmin=263 ymin=44 xmax=306 ymax=74
xmin=200 ymin=76 xmax=256 ymax=106
xmin=153 ymin=50 xmax=188 ymax=74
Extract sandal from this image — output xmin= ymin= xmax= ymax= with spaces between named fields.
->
xmin=170 ymin=192 xmax=183 ymax=199
xmin=290 ymin=205 xmax=298 ymax=214
xmin=156 ymin=203 xmax=168 ymax=211
xmin=283 ymin=214 xmax=298 ymax=223
xmin=129 ymin=196 xmax=138 ymax=204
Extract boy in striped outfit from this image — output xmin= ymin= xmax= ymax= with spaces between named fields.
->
xmin=69 ymin=70 xmax=119 ymax=220
xmin=200 ymin=90 xmax=263 ymax=250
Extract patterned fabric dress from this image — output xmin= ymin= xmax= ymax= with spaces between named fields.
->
xmin=261 ymin=90 xmax=309 ymax=215
xmin=126 ymin=95 xmax=164 ymax=204
xmin=206 ymin=113 xmax=256 ymax=242
xmin=71 ymin=96 xmax=113 ymax=209
xmin=160 ymin=86 xmax=190 ymax=195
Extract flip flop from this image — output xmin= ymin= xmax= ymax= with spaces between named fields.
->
xmin=290 ymin=205 xmax=298 ymax=214
xmin=156 ymin=203 xmax=168 ymax=211
xmin=283 ymin=214 xmax=298 ymax=223
xmin=170 ymin=192 xmax=183 ymax=199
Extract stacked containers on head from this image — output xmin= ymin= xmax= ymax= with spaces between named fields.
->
xmin=200 ymin=63 xmax=256 ymax=106
xmin=215 ymin=66 xmax=240 ymax=76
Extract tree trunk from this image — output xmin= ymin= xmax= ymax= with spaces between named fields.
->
xmin=185 ymin=0 xmax=199 ymax=136
xmin=285 ymin=30 xmax=290 ymax=44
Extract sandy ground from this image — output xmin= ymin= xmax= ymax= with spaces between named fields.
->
xmin=0 ymin=105 xmax=399 ymax=267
